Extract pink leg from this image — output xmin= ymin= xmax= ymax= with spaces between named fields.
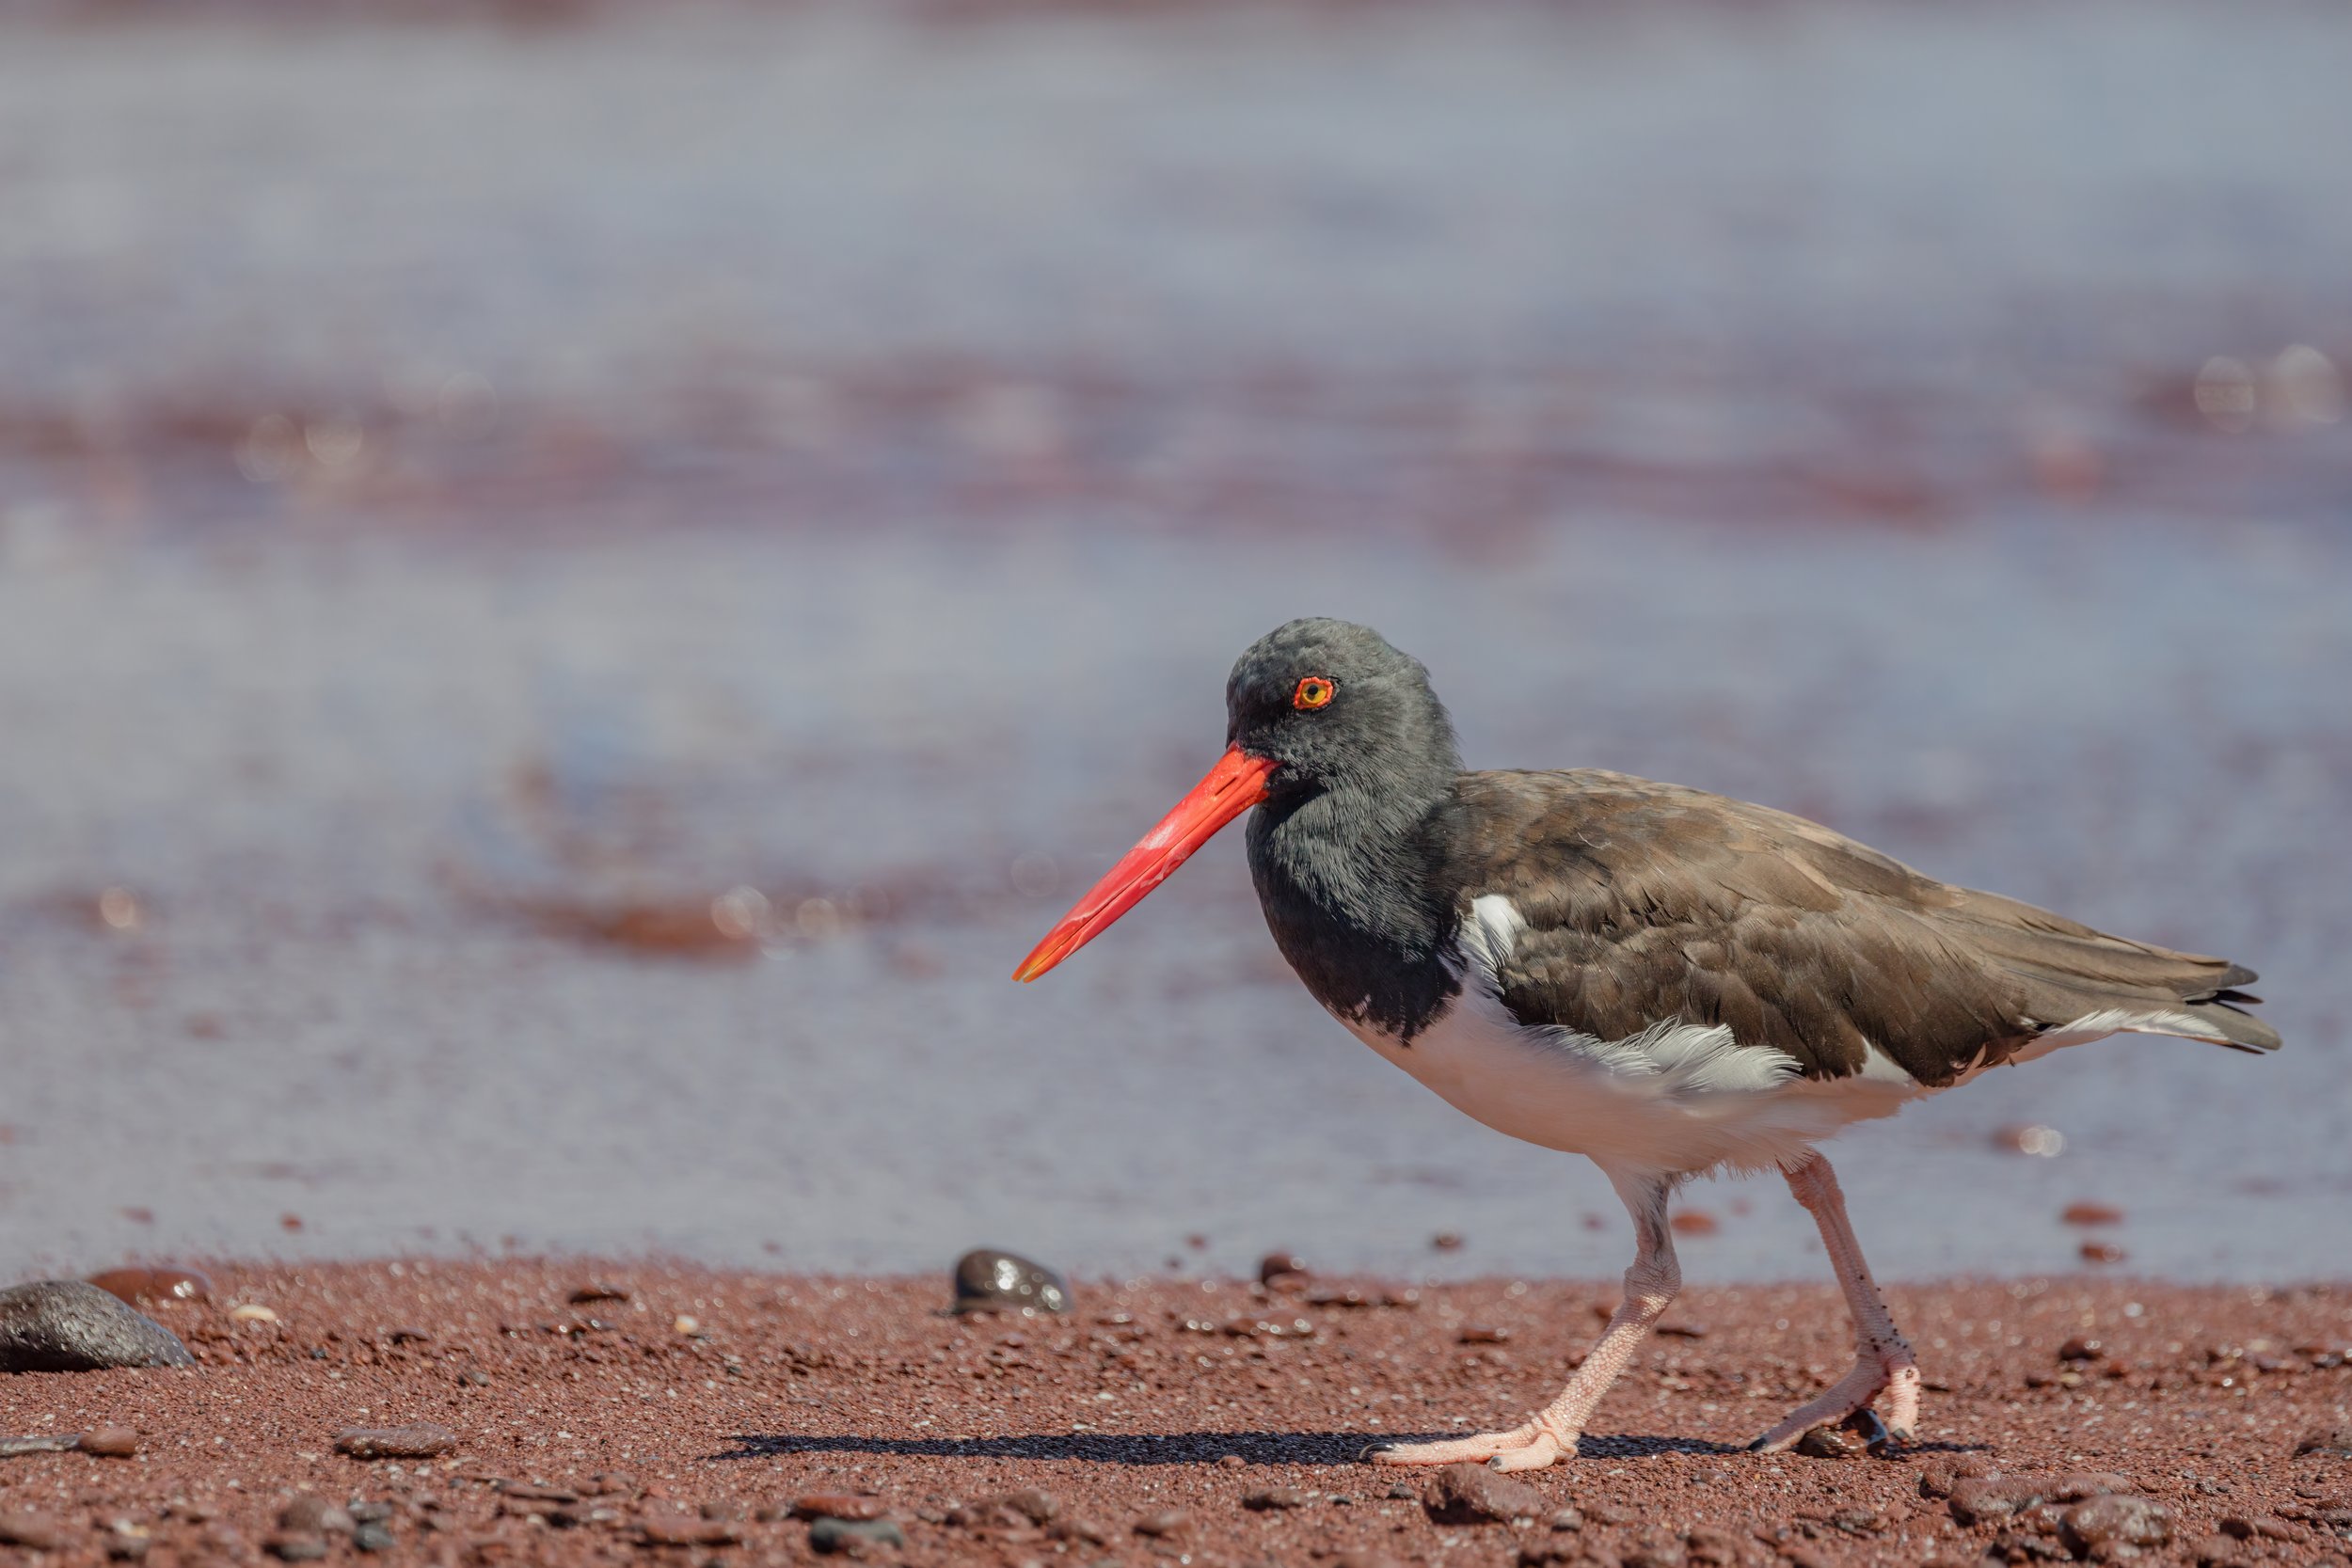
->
xmin=1369 ymin=1171 xmax=1678 ymax=1473
xmin=1749 ymin=1151 xmax=1922 ymax=1450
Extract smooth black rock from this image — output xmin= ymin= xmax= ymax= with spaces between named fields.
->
xmin=951 ymin=1248 xmax=1070 ymax=1315
xmin=0 ymin=1281 xmax=195 ymax=1373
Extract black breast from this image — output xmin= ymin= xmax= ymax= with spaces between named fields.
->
xmin=1245 ymin=786 xmax=1463 ymax=1043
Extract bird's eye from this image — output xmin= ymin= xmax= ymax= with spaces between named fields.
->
xmin=1292 ymin=675 xmax=1336 ymax=710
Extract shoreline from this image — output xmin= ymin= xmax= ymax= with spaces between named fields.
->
xmin=3 ymin=1260 xmax=2346 ymax=1564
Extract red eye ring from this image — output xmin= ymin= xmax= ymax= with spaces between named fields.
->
xmin=1292 ymin=675 xmax=1336 ymax=710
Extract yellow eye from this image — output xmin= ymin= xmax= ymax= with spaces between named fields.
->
xmin=1292 ymin=675 xmax=1336 ymax=710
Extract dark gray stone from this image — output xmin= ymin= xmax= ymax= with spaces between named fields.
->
xmin=951 ymin=1249 xmax=1070 ymax=1315
xmin=810 ymin=1516 xmax=906 ymax=1553
xmin=0 ymin=1281 xmax=195 ymax=1373
xmin=353 ymin=1523 xmax=396 ymax=1553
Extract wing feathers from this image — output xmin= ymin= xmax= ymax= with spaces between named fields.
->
xmin=1449 ymin=769 xmax=2281 ymax=1085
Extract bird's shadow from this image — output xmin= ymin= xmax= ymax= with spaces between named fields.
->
xmin=713 ymin=1430 xmax=1759 ymax=1467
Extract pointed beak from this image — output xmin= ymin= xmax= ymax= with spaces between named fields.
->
xmin=1012 ymin=745 xmax=1277 ymax=982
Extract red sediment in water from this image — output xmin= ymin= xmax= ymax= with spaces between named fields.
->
xmin=2081 ymin=1241 xmax=2128 ymax=1264
xmin=1 ymin=1263 xmax=2346 ymax=1568
xmin=2063 ymin=1202 xmax=2127 ymax=1227
xmin=1670 ymin=1210 xmax=1721 ymax=1237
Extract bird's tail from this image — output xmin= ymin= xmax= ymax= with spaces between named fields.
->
xmin=1942 ymin=887 xmax=2282 ymax=1054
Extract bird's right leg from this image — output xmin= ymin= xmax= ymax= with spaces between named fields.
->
xmin=1748 ymin=1151 xmax=1920 ymax=1451
xmin=1367 ymin=1170 xmax=1679 ymax=1473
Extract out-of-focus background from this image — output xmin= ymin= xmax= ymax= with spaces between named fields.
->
xmin=3 ymin=0 xmax=2347 ymax=1283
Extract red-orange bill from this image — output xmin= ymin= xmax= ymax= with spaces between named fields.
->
xmin=1011 ymin=745 xmax=1276 ymax=982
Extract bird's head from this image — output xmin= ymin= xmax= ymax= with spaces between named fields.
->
xmin=1221 ymin=617 xmax=1455 ymax=800
xmin=1012 ymin=618 xmax=1455 ymax=982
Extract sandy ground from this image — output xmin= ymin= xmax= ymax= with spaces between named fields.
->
xmin=3 ymin=1261 xmax=2349 ymax=1566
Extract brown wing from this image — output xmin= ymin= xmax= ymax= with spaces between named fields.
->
xmin=1449 ymin=769 xmax=2277 ymax=1085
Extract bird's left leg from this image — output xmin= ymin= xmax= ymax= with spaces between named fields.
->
xmin=1749 ymin=1150 xmax=1921 ymax=1450
xmin=1367 ymin=1170 xmax=1678 ymax=1472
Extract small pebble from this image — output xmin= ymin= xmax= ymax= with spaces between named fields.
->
xmin=673 ymin=1314 xmax=700 ymax=1335
xmin=263 ymin=1534 xmax=329 ymax=1562
xmin=1946 ymin=1472 xmax=2131 ymax=1526
xmin=1259 ymin=1251 xmax=1309 ymax=1286
xmin=0 ymin=1434 xmax=80 ymax=1457
xmin=642 ymin=1513 xmax=739 ymax=1546
xmin=85 ymin=1267 xmax=214 ymax=1306
xmin=1216 ymin=1454 xmax=1246 ymax=1468
xmin=353 ymin=1523 xmax=395 ymax=1553
xmin=2295 ymin=1428 xmax=2352 ymax=1458
xmin=334 ymin=1423 xmax=459 ymax=1460
xmin=0 ymin=1511 xmax=68 ymax=1551
xmin=998 ymin=1489 xmax=1058 ymax=1524
xmin=951 ymin=1248 xmax=1071 ymax=1315
xmin=789 ymin=1495 xmax=887 ymax=1523
xmin=1915 ymin=1454 xmax=1999 ymax=1497
xmin=1244 ymin=1487 xmax=1312 ymax=1511
xmin=230 ymin=1304 xmax=279 ymax=1324
xmin=810 ymin=1517 xmax=905 ymax=1553
xmin=1424 ymin=1464 xmax=1547 ymax=1525
xmin=78 ymin=1427 xmax=141 ymax=1459
xmin=2059 ymin=1494 xmax=2172 ymax=1557
xmin=0 ymin=1281 xmax=196 ymax=1373
xmin=1794 ymin=1424 xmax=1867 ymax=1460
xmin=570 ymin=1283 xmax=629 ymax=1304
xmin=1133 ymin=1509 xmax=1188 ymax=1536
xmin=278 ymin=1497 xmax=354 ymax=1536
xmin=2058 ymin=1336 xmax=2106 ymax=1362
xmin=1458 ymin=1325 xmax=1512 ymax=1344
xmin=2217 ymin=1514 xmax=2306 ymax=1543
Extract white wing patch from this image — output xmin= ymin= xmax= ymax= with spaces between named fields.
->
xmin=1465 ymin=894 xmax=1806 ymax=1094
xmin=1329 ymin=894 xmax=1921 ymax=1178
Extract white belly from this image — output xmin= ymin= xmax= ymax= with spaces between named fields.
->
xmin=1339 ymin=994 xmax=1921 ymax=1178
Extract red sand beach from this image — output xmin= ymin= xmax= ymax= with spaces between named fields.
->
xmin=4 ymin=1262 xmax=2349 ymax=1566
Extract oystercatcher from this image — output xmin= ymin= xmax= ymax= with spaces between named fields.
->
xmin=1014 ymin=619 xmax=2279 ymax=1469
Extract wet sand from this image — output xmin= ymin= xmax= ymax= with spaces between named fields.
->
xmin=4 ymin=1261 xmax=2350 ymax=1566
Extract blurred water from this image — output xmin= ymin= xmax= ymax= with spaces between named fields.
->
xmin=0 ymin=2 xmax=2347 ymax=1283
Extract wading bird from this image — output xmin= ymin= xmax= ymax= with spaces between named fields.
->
xmin=1014 ymin=619 xmax=2277 ymax=1471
